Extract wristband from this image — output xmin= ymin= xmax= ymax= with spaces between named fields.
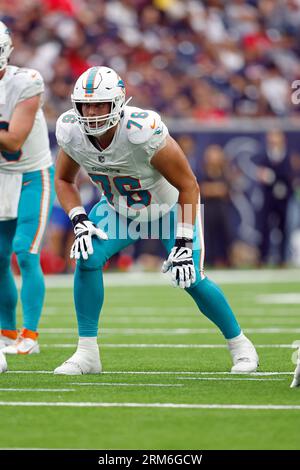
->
xmin=68 ymin=206 xmax=86 ymax=221
xmin=176 ymin=222 xmax=194 ymax=240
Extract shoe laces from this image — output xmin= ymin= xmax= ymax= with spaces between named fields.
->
xmin=14 ymin=333 xmax=25 ymax=345
xmin=15 ymin=329 xmax=30 ymax=344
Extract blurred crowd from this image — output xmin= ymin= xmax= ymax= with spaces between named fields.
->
xmin=1 ymin=0 xmax=300 ymax=124
xmin=197 ymin=130 xmax=299 ymax=268
xmin=1 ymin=0 xmax=300 ymax=271
xmin=39 ymin=128 xmax=300 ymax=273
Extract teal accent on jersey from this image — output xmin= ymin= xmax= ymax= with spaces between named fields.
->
xmin=0 ymin=219 xmax=18 ymax=330
xmin=126 ymin=119 xmax=143 ymax=130
xmin=85 ymin=67 xmax=98 ymax=95
xmin=62 ymin=114 xmax=77 ymax=124
xmin=113 ymin=176 xmax=152 ymax=208
xmin=90 ymin=174 xmax=114 ymax=205
xmin=74 ymin=197 xmax=241 ymax=339
xmin=90 ymin=174 xmax=152 ymax=209
xmin=0 ymin=122 xmax=22 ymax=161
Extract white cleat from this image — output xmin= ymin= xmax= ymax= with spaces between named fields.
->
xmin=291 ymin=349 xmax=300 ymax=388
xmin=0 ymin=335 xmax=15 ymax=350
xmin=228 ymin=333 xmax=259 ymax=373
xmin=0 ymin=351 xmax=7 ymax=373
xmin=2 ymin=337 xmax=40 ymax=355
xmin=290 ymin=367 xmax=300 ymax=388
xmin=54 ymin=350 xmax=102 ymax=375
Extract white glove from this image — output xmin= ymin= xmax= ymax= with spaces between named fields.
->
xmin=70 ymin=212 xmax=108 ymax=260
xmin=162 ymin=238 xmax=196 ymax=288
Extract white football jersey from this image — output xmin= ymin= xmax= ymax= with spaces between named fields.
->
xmin=56 ymin=105 xmax=179 ymax=221
xmin=0 ymin=65 xmax=52 ymax=173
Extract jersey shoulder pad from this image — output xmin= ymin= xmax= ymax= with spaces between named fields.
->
xmin=14 ymin=67 xmax=44 ymax=100
xmin=56 ymin=110 xmax=78 ymax=149
xmin=126 ymin=108 xmax=164 ymax=145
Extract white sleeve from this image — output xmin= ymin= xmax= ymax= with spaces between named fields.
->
xmin=55 ymin=112 xmax=83 ymax=166
xmin=127 ymin=109 xmax=169 ymax=161
xmin=55 ymin=113 xmax=73 ymax=155
xmin=143 ymin=121 xmax=169 ymax=159
xmin=16 ymin=69 xmax=44 ymax=102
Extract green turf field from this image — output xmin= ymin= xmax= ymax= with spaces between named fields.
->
xmin=0 ymin=272 xmax=300 ymax=450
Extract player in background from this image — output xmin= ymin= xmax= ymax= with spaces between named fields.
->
xmin=54 ymin=65 xmax=259 ymax=375
xmin=0 ymin=351 xmax=7 ymax=373
xmin=0 ymin=21 xmax=55 ymax=355
xmin=291 ymin=348 xmax=300 ymax=388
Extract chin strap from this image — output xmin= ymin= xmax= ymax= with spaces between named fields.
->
xmin=124 ymin=96 xmax=132 ymax=106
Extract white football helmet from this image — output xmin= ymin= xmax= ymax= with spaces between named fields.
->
xmin=0 ymin=21 xmax=13 ymax=71
xmin=71 ymin=66 xmax=131 ymax=136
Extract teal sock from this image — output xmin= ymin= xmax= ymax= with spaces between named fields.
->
xmin=0 ymin=254 xmax=18 ymax=330
xmin=17 ymin=252 xmax=45 ymax=332
xmin=74 ymin=266 xmax=104 ymax=337
xmin=186 ymin=276 xmax=241 ymax=339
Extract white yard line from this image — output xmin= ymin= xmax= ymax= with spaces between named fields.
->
xmin=176 ymin=377 xmax=284 ymax=381
xmin=0 ymin=401 xmax=299 ymax=410
xmin=240 ymin=319 xmax=300 ymax=324
xmin=0 ymin=388 xmax=75 ymax=392
xmin=6 ymin=370 xmax=294 ymax=375
xmin=70 ymin=383 xmax=183 ymax=387
xmin=41 ymin=343 xmax=299 ymax=349
xmin=40 ymin=317 xmax=300 ymax=324
xmin=37 ymin=327 xmax=300 ymax=334
xmin=41 ymin=308 xmax=300 ymax=318
xmin=99 ymin=371 xmax=294 ymax=376
xmin=257 ymin=294 xmax=300 ymax=304
xmin=6 ymin=371 xmax=53 ymax=374
xmin=13 ymin=270 xmax=300 ymax=289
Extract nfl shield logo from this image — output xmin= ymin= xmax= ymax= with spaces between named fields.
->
xmin=98 ymin=155 xmax=105 ymax=163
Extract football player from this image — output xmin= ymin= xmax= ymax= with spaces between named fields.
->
xmin=0 ymin=21 xmax=55 ymax=354
xmin=54 ymin=65 xmax=259 ymax=375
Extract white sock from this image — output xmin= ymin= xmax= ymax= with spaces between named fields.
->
xmin=227 ymin=332 xmax=246 ymax=347
xmin=77 ymin=337 xmax=99 ymax=354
